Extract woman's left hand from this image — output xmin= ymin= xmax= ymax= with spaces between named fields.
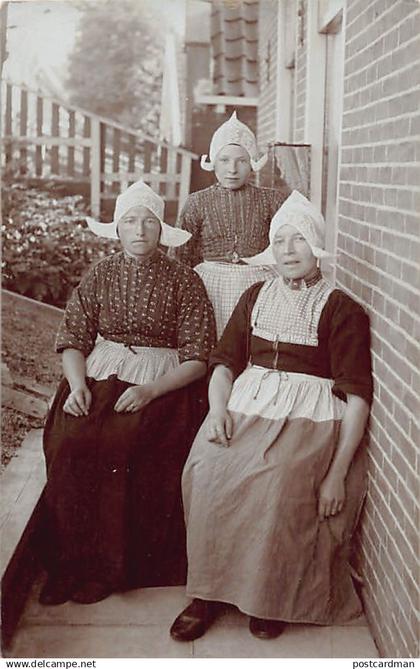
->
xmin=114 ymin=384 xmax=156 ymax=413
xmin=318 ymin=472 xmax=346 ymax=520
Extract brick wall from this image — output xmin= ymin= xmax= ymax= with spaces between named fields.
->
xmin=337 ymin=0 xmax=420 ymax=657
xmin=256 ymin=0 xmax=419 ymax=657
xmin=257 ymin=0 xmax=278 ymax=150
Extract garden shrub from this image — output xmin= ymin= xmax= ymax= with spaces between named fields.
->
xmin=2 ymin=180 xmax=117 ymax=308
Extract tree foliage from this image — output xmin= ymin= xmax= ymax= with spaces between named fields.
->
xmin=67 ymin=0 xmax=163 ymax=134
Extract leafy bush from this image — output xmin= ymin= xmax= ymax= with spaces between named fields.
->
xmin=2 ymin=181 xmax=117 ymax=308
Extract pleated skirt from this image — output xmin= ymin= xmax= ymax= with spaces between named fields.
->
xmin=182 ymin=366 xmax=367 ymax=623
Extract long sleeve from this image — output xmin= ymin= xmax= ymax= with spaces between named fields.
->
xmin=209 ymin=283 xmax=263 ymax=378
xmin=269 ymin=184 xmax=291 ymax=216
xmin=174 ymin=195 xmax=203 ymax=267
xmin=176 ymin=269 xmax=216 ymax=363
xmin=327 ymin=292 xmax=373 ymax=405
xmin=174 ymin=183 xmax=292 ymax=267
xmin=56 ymin=267 xmax=100 ymax=356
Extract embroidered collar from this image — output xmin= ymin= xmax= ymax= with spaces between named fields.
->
xmin=282 ymin=267 xmax=322 ymax=291
xmin=122 ymin=249 xmax=162 ymax=267
xmin=213 ymin=181 xmax=251 ymax=194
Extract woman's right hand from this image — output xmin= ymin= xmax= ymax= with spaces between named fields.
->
xmin=205 ymin=410 xmax=233 ymax=448
xmin=63 ymin=386 xmax=92 ymax=417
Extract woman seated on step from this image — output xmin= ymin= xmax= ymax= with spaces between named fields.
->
xmin=39 ymin=180 xmax=216 ymax=606
xmin=170 ymin=190 xmax=373 ymax=641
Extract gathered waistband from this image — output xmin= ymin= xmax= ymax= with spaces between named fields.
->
xmin=86 ymin=338 xmax=179 ymax=385
xmin=249 ymin=366 xmax=333 ymax=385
xmin=228 ymin=365 xmax=344 ymax=421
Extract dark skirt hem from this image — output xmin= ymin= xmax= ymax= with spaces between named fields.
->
xmin=38 ymin=374 xmax=208 ymax=590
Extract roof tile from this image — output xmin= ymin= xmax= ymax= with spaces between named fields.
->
xmin=210 ymin=0 xmax=259 ymax=97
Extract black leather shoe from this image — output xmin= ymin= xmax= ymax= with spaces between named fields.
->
xmin=39 ymin=576 xmax=75 ymax=606
xmin=71 ymin=581 xmax=113 ymax=604
xmin=249 ymin=616 xmax=287 ymax=639
xmin=170 ymin=598 xmax=225 ymax=641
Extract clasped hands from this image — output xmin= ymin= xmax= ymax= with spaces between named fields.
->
xmin=63 ymin=384 xmax=156 ymax=416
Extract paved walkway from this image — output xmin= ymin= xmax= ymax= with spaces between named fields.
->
xmin=3 ymin=429 xmax=379 ymax=659
xmin=7 ymin=581 xmax=378 ymax=658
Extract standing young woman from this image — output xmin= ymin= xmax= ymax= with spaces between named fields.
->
xmin=39 ymin=181 xmax=216 ymax=606
xmin=174 ymin=111 xmax=289 ymax=337
xmin=170 ymin=190 xmax=372 ymax=641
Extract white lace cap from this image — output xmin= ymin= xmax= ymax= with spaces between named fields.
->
xmin=85 ymin=180 xmax=191 ymax=247
xmin=200 ymin=111 xmax=267 ymax=172
xmin=244 ymin=190 xmax=334 ymax=265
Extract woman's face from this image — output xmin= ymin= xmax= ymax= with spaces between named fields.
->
xmin=272 ymin=224 xmax=317 ymax=280
xmin=214 ymin=144 xmax=251 ymax=189
xmin=118 ymin=206 xmax=161 ymax=260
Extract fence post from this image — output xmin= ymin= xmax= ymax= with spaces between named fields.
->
xmin=90 ymin=118 xmax=101 ymax=218
xmin=35 ymin=96 xmax=43 ymax=177
xmin=5 ymin=83 xmax=13 ymax=165
xmin=166 ymin=148 xmax=177 ymax=200
xmin=82 ymin=116 xmax=91 ymax=177
xmin=67 ymin=111 xmax=75 ymax=177
xmin=178 ymin=153 xmax=192 ymax=217
xmin=112 ymin=128 xmax=121 ymax=194
xmin=50 ymin=103 xmax=60 ymax=175
xmin=19 ymin=89 xmax=28 ymax=174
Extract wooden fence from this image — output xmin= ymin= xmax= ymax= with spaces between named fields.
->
xmin=1 ymin=80 xmax=197 ymax=219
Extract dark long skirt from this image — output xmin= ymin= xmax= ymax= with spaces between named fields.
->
xmin=39 ymin=374 xmax=207 ymax=590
